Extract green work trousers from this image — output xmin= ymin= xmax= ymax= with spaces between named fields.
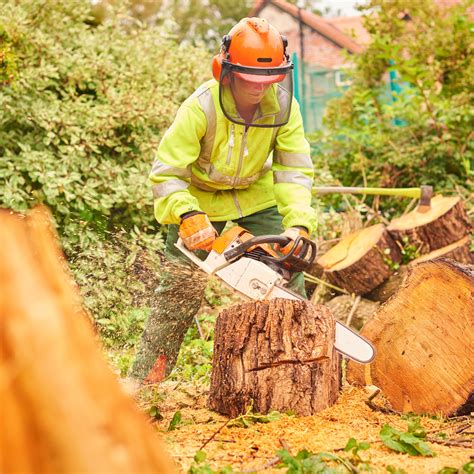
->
xmin=130 ymin=206 xmax=306 ymax=381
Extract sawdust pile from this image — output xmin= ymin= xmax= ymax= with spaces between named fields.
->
xmin=136 ymin=384 xmax=473 ymax=473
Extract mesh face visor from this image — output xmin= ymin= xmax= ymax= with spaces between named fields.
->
xmin=219 ymin=60 xmax=294 ymax=128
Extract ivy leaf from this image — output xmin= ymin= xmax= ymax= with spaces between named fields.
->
xmin=149 ymin=405 xmax=163 ymax=421
xmin=193 ymin=450 xmax=207 ymax=463
xmin=167 ymin=410 xmax=182 ymax=431
xmin=379 ymin=424 xmax=434 ymax=457
xmin=407 ymin=418 xmax=426 ymax=438
xmin=386 ymin=466 xmax=407 ymax=474
xmin=462 ymin=462 xmax=474 ymax=473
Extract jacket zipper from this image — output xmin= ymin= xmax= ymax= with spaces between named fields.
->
xmin=231 ymin=190 xmax=243 ymax=218
xmin=230 ymin=127 xmax=248 ymax=218
xmin=226 ymin=124 xmax=235 ymax=165
xmin=234 ymin=127 xmax=248 ymax=185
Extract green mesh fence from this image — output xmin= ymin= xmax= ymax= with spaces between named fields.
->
xmin=293 ymin=52 xmax=351 ymax=132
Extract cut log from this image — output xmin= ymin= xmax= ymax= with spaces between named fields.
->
xmin=325 ymin=295 xmax=380 ymax=330
xmin=208 ymin=299 xmax=340 ymax=417
xmin=366 ymin=266 xmax=409 ymax=303
xmin=388 ymin=195 xmax=471 ymax=252
xmin=347 ymin=258 xmax=474 ymax=416
xmin=317 ymin=224 xmax=402 ymax=295
xmin=0 ymin=207 xmax=174 ymax=473
xmin=409 ymin=235 xmax=473 ymax=266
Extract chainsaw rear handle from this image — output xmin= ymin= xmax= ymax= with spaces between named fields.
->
xmin=223 ymin=235 xmax=317 ymax=273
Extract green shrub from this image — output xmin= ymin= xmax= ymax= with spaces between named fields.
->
xmin=0 ymin=0 xmax=210 ymax=343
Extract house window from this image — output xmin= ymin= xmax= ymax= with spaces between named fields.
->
xmin=334 ymin=70 xmax=352 ymax=87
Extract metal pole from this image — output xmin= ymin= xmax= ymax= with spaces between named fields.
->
xmin=292 ymin=52 xmax=300 ymax=103
xmin=298 ymin=4 xmax=306 ymax=127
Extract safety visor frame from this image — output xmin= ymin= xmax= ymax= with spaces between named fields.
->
xmin=219 ymin=60 xmax=294 ymax=128
xmin=221 ymin=60 xmax=294 ymax=82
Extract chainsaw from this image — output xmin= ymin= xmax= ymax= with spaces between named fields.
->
xmin=176 ymin=226 xmax=375 ymax=364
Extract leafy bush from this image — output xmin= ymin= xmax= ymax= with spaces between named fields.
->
xmin=0 ymin=23 xmax=17 ymax=86
xmin=171 ymin=311 xmax=216 ymax=383
xmin=0 ymin=0 xmax=210 ymax=341
xmin=311 ymin=0 xmax=473 ymax=203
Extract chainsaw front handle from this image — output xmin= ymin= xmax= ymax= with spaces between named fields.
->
xmin=175 ymin=238 xmax=217 ymax=274
xmin=223 ymin=235 xmax=317 ymax=273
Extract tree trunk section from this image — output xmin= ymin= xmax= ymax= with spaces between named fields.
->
xmin=365 ymin=266 xmax=409 ymax=303
xmin=317 ymin=224 xmax=402 ymax=295
xmin=0 ymin=207 xmax=174 ymax=474
xmin=347 ymin=258 xmax=473 ymax=416
xmin=409 ymin=236 xmax=473 ymax=266
xmin=208 ymin=299 xmax=340 ymax=417
xmin=388 ymin=195 xmax=471 ymax=252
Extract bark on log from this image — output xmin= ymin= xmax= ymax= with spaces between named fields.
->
xmin=409 ymin=236 xmax=474 ymax=266
xmin=208 ymin=299 xmax=340 ymax=417
xmin=325 ymin=295 xmax=380 ymax=330
xmin=347 ymin=258 xmax=474 ymax=416
xmin=388 ymin=195 xmax=472 ymax=252
xmin=317 ymin=224 xmax=402 ymax=295
xmin=0 ymin=207 xmax=174 ymax=474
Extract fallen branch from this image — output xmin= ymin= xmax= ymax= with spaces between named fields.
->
xmin=199 ymin=418 xmax=232 ymax=450
xmin=345 ymin=295 xmax=361 ymax=327
xmin=304 ymin=273 xmax=350 ymax=294
xmin=241 ymin=439 xmax=290 ymax=473
xmin=364 ymin=400 xmax=403 ymax=416
xmin=426 ymin=438 xmax=474 ymax=449
xmin=240 ymin=456 xmax=280 ymax=473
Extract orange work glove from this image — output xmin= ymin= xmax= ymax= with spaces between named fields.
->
xmin=275 ymin=226 xmax=309 ymax=256
xmin=178 ymin=211 xmax=217 ymax=252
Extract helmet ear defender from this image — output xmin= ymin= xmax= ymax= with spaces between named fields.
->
xmin=281 ymin=35 xmax=290 ymax=61
xmin=211 ymin=32 xmax=289 ymax=82
xmin=221 ymin=34 xmax=231 ymax=56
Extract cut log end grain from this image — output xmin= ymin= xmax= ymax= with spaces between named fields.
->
xmin=0 ymin=207 xmax=173 ymax=474
xmin=409 ymin=235 xmax=474 ymax=266
xmin=208 ymin=299 xmax=340 ymax=417
xmin=388 ymin=195 xmax=472 ymax=252
xmin=347 ymin=258 xmax=474 ymax=416
xmin=317 ymin=224 xmax=402 ymax=295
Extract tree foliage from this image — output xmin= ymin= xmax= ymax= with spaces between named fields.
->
xmin=0 ymin=0 xmax=210 ymax=340
xmin=0 ymin=23 xmax=17 ymax=86
xmin=312 ymin=0 xmax=473 ymax=196
xmin=92 ymin=0 xmax=253 ymax=51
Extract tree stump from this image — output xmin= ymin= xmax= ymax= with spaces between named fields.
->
xmin=208 ymin=299 xmax=340 ymax=417
xmin=388 ymin=195 xmax=471 ymax=252
xmin=0 ymin=207 xmax=173 ymax=473
xmin=317 ymin=224 xmax=402 ymax=295
xmin=409 ymin=235 xmax=473 ymax=266
xmin=347 ymin=258 xmax=474 ymax=416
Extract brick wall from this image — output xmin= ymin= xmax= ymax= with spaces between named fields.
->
xmin=259 ymin=5 xmax=354 ymax=69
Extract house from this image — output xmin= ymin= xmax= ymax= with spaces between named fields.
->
xmin=249 ymin=0 xmax=369 ymax=130
xmin=250 ymin=0 xmax=367 ymax=69
xmin=249 ymin=0 xmax=471 ymax=131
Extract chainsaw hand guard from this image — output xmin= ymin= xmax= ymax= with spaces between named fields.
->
xmin=223 ymin=235 xmax=317 ymax=273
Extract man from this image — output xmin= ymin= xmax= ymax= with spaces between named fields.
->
xmin=130 ymin=17 xmax=317 ymax=382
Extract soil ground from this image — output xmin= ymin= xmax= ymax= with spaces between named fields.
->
xmin=129 ymin=381 xmax=473 ymax=473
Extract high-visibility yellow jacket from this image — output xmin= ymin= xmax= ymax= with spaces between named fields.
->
xmin=150 ymin=79 xmax=317 ymax=233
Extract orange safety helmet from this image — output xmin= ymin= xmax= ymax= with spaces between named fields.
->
xmin=212 ymin=17 xmax=290 ymax=84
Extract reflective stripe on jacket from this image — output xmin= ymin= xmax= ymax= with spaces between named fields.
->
xmin=150 ymin=79 xmax=317 ymax=234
